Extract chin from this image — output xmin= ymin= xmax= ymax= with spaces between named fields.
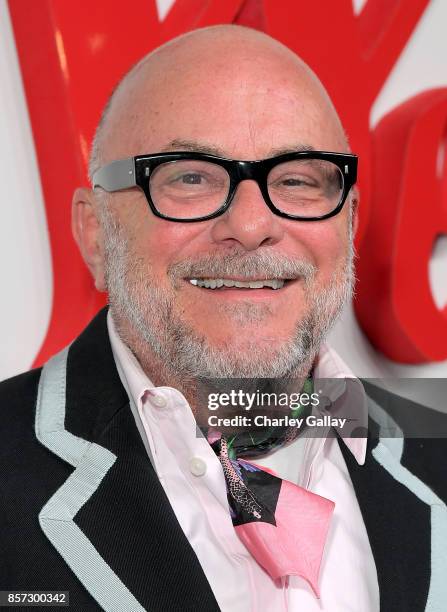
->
xmin=208 ymin=333 xmax=295 ymax=359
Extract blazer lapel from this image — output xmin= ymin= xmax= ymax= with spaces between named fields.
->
xmin=35 ymin=309 xmax=220 ymax=612
xmin=341 ymin=392 xmax=447 ymax=612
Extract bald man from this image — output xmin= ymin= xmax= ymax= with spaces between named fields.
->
xmin=1 ymin=25 xmax=446 ymax=612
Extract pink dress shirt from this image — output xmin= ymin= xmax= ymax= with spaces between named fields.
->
xmin=107 ymin=312 xmax=380 ymax=611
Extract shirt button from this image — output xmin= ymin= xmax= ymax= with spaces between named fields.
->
xmin=189 ymin=457 xmax=207 ymax=477
xmin=150 ymin=394 xmax=167 ymax=408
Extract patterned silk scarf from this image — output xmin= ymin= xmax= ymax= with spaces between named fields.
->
xmin=208 ymin=378 xmax=335 ymax=595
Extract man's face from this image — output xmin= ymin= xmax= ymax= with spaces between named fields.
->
xmin=97 ymin=42 xmax=355 ymax=379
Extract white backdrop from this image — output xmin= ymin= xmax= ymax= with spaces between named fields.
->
xmin=1 ymin=0 xmax=446 ymax=386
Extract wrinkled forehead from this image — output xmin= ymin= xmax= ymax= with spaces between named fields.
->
xmin=97 ymin=30 xmax=348 ymax=165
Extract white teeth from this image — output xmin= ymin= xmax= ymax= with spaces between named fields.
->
xmin=189 ymin=278 xmax=286 ymax=290
xmin=264 ymin=279 xmax=284 ymax=290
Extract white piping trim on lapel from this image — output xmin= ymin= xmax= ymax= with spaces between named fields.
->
xmin=35 ymin=347 xmax=146 ymax=612
xmin=368 ymin=397 xmax=447 ymax=612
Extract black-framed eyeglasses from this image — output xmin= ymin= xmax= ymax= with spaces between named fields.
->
xmin=92 ymin=150 xmax=358 ymax=222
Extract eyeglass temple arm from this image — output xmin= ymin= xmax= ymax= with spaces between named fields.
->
xmin=92 ymin=157 xmax=136 ymax=192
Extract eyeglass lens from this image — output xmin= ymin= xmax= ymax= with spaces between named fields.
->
xmin=148 ymin=158 xmax=344 ymax=220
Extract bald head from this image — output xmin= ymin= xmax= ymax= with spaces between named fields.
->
xmin=89 ymin=24 xmax=348 ymax=180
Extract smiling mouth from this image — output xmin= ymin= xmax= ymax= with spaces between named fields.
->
xmin=188 ymin=278 xmax=292 ymax=290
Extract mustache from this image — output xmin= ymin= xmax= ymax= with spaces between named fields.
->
xmin=167 ymin=250 xmax=317 ymax=282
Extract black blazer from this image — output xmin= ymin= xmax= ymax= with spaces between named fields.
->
xmin=1 ymin=308 xmax=446 ymax=611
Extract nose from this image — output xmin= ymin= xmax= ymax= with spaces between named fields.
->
xmin=210 ymin=180 xmax=285 ymax=251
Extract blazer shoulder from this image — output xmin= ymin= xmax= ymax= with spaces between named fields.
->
xmin=0 ymin=367 xmax=42 ymax=439
xmin=0 ymin=366 xmax=42 ymax=403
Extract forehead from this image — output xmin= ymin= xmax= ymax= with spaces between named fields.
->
xmin=102 ymin=42 xmax=346 ymax=162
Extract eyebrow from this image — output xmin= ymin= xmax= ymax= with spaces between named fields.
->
xmin=162 ymin=139 xmax=316 ymax=159
xmin=269 ymin=144 xmax=316 ymax=156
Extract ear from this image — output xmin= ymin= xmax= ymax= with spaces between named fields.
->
xmin=72 ymin=187 xmax=107 ymax=292
xmin=350 ymin=186 xmax=360 ymax=238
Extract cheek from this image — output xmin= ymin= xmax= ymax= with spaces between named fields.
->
xmin=156 ymin=221 xmax=196 ymax=252
xmin=112 ymin=203 xmax=166 ymax=277
xmin=289 ymin=218 xmax=350 ymax=276
xmin=129 ymin=214 xmax=204 ymax=279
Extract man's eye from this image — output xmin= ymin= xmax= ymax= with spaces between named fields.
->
xmin=275 ymin=176 xmax=316 ymax=188
xmin=281 ymin=178 xmax=308 ymax=187
xmin=179 ymin=173 xmax=203 ymax=185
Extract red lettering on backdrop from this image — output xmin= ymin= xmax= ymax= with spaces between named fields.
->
xmin=7 ymin=0 xmax=431 ymax=365
xmin=355 ymin=89 xmax=447 ymax=362
xmin=7 ymin=0 xmax=246 ymax=366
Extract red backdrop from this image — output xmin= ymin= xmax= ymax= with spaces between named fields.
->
xmin=7 ymin=0 xmax=446 ymax=365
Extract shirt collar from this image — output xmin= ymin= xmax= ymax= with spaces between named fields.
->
xmin=313 ymin=344 xmax=368 ymax=465
xmin=108 ymin=311 xmax=367 ymax=466
xmin=107 ymin=311 xmax=156 ymax=406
